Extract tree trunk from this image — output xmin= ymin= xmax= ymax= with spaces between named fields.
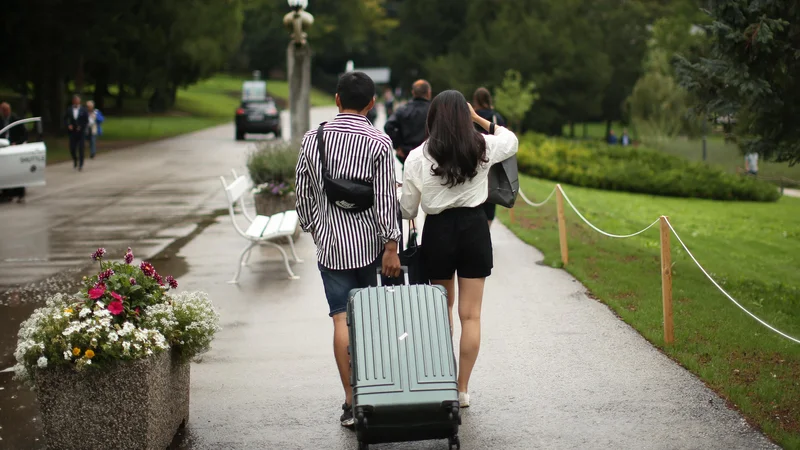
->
xmin=583 ymin=123 xmax=589 ymax=139
xmin=117 ymin=82 xmax=125 ymax=110
xmin=569 ymin=121 xmax=575 ymax=138
xmin=94 ymin=67 xmax=109 ymax=110
xmin=605 ymin=119 xmax=613 ymax=140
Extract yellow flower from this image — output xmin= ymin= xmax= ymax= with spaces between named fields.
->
xmin=85 ymin=350 xmax=95 ymax=359
xmin=72 ymin=347 xmax=81 ymax=356
xmin=64 ymin=308 xmax=73 ymax=314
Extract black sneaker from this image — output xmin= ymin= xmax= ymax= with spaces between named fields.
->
xmin=340 ymin=403 xmax=355 ymax=428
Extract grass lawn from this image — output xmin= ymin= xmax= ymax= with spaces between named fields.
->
xmin=562 ymin=121 xmax=633 ymax=140
xmin=501 ymin=175 xmax=800 ymax=448
xmin=42 ymin=73 xmax=334 ymax=164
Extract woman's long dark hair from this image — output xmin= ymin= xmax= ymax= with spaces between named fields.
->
xmin=425 ymin=90 xmax=488 ymax=187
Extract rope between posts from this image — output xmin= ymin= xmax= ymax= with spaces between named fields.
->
xmin=664 ymin=218 xmax=800 ymax=345
xmin=557 ymin=187 xmax=661 ymax=238
xmin=518 ymin=186 xmax=557 ymax=207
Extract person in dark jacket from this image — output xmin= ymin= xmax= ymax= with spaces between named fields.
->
xmin=384 ymin=80 xmax=431 ymax=164
xmin=472 ymin=87 xmax=507 ymax=227
xmin=64 ymin=94 xmax=89 ymax=171
xmin=1 ymin=102 xmax=30 ymax=203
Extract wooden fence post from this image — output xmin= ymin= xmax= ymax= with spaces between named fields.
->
xmin=660 ymin=216 xmax=674 ymax=344
xmin=556 ymin=185 xmax=569 ymax=266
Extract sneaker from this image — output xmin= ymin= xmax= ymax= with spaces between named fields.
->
xmin=458 ymin=392 xmax=470 ymax=408
xmin=340 ymin=403 xmax=355 ymax=428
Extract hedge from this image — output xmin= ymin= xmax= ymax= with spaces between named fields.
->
xmin=516 ymin=134 xmax=780 ymax=202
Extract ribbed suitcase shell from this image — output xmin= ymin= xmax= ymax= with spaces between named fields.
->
xmin=347 ymin=284 xmax=460 ymax=447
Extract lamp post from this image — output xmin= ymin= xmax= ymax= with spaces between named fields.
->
xmin=284 ymin=0 xmax=314 ymax=141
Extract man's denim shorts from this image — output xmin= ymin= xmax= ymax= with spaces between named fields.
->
xmin=318 ymin=257 xmax=381 ymax=317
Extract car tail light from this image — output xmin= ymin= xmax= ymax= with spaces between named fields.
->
xmin=266 ymin=107 xmax=278 ymax=115
xmin=236 ymin=108 xmax=245 ymax=115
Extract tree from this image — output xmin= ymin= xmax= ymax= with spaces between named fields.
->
xmin=677 ymin=0 xmax=800 ymax=164
xmin=494 ymin=70 xmax=539 ymax=132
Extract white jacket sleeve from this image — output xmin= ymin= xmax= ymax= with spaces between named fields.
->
xmin=484 ymin=126 xmax=519 ymax=164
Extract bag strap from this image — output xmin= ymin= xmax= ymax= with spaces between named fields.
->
xmin=316 ymin=122 xmax=328 ymax=176
xmin=491 ymin=111 xmax=497 ymax=125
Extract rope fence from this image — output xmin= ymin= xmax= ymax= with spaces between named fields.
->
xmin=515 ymin=183 xmax=800 ymax=345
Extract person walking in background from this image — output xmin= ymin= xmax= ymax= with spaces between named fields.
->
xmin=64 ymin=95 xmax=88 ymax=171
xmin=295 ymin=71 xmax=402 ymax=428
xmin=607 ymin=129 xmax=618 ymax=145
xmin=383 ymin=87 xmax=395 ymax=117
xmin=472 ymin=87 xmax=507 ymax=227
xmin=400 ymin=90 xmax=519 ymax=408
xmin=384 ymin=79 xmax=432 ymax=165
xmin=745 ymin=151 xmax=759 ymax=176
xmin=621 ymin=128 xmax=631 ymax=146
xmin=1 ymin=102 xmax=29 ymax=203
xmin=85 ymin=100 xmax=104 ymax=159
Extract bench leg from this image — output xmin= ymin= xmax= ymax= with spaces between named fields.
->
xmin=229 ymin=242 xmax=256 ymax=284
xmin=264 ymin=242 xmax=300 ymax=280
xmin=287 ymin=236 xmax=303 ymax=263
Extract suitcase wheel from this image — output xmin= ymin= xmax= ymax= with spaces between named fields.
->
xmin=358 ymin=441 xmax=369 ymax=450
xmin=449 ymin=435 xmax=460 ymax=450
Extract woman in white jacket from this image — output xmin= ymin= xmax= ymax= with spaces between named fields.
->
xmin=400 ymin=90 xmax=518 ymax=408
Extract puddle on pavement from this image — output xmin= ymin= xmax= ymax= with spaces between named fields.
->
xmin=0 ymin=209 xmax=225 ymax=448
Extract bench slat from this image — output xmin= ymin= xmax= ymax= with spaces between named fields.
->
xmin=245 ymin=215 xmax=270 ymax=238
xmin=262 ymin=212 xmax=285 ymax=238
xmin=279 ymin=210 xmax=299 ymax=234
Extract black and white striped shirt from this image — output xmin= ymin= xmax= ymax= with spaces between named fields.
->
xmin=295 ymin=113 xmax=401 ymax=270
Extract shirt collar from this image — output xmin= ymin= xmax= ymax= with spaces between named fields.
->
xmin=334 ymin=113 xmax=370 ymax=124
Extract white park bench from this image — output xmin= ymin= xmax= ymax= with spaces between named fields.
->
xmin=220 ymin=171 xmax=302 ymax=283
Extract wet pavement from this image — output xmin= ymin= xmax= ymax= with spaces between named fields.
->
xmin=0 ymin=106 xmax=778 ymax=449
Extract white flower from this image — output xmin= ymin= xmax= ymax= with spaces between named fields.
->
xmin=85 ymin=359 xmax=92 ymax=365
xmin=108 ymin=332 xmax=119 ymax=343
xmin=37 ymin=356 xmax=48 ymax=368
xmin=90 ymin=338 xmax=98 ymax=347
xmin=63 ymin=351 xmax=71 ymax=360
xmin=79 ymin=308 xmax=91 ymax=318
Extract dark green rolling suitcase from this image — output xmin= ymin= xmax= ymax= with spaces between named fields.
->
xmin=347 ymin=269 xmax=461 ymax=450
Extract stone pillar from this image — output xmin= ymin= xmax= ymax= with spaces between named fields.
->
xmin=287 ymin=43 xmax=312 ymax=142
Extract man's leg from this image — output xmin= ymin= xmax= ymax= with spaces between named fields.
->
xmin=77 ymin=135 xmax=85 ymax=169
xmin=89 ymin=134 xmax=97 ymax=158
xmin=332 ymin=313 xmax=352 ymax=405
xmin=69 ymin=133 xmax=78 ymax=168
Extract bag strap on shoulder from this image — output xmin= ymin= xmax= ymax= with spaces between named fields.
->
xmin=316 ymin=122 xmax=327 ymax=175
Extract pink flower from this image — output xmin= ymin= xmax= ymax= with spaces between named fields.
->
xmin=153 ymin=273 xmax=164 ymax=286
xmin=88 ymin=284 xmax=106 ymax=300
xmin=98 ymin=269 xmax=114 ymax=282
xmin=124 ymin=248 xmax=134 ymax=265
xmin=107 ymin=300 xmax=124 ymax=316
xmin=129 ymin=277 xmax=136 ymax=285
xmin=140 ymin=262 xmax=155 ymax=277
xmin=165 ymin=276 xmax=178 ymax=289
xmin=91 ymin=248 xmax=106 ymax=261
xmin=110 ymin=292 xmax=124 ymax=302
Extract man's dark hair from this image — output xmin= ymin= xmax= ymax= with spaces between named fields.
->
xmin=411 ymin=80 xmax=431 ymax=99
xmin=337 ymin=72 xmax=375 ymax=111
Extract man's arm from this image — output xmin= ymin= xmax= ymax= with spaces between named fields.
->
xmin=374 ymin=138 xmax=402 ymax=277
xmin=383 ymin=108 xmax=403 ymax=150
xmin=295 ymin=133 xmax=318 ymax=235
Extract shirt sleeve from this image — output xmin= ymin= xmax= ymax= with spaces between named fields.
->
xmin=399 ymin=165 xmax=421 ymax=220
xmin=485 ymin=126 xmax=519 ymax=164
xmin=374 ymin=138 xmax=402 ymax=243
xmin=295 ymin=133 xmax=318 ymax=233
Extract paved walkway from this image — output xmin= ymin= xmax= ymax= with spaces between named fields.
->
xmin=174 ymin=212 xmax=775 ymax=449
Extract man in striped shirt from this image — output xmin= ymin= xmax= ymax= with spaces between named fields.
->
xmin=295 ymin=71 xmax=402 ymax=428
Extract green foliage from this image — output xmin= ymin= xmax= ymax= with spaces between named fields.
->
xmin=516 ymin=134 xmax=780 ymax=202
xmin=676 ymin=0 xmax=800 ymax=165
xmin=627 ymin=71 xmax=690 ymax=145
xmin=493 ymin=70 xmax=539 ymax=131
xmin=247 ymin=140 xmax=300 ymax=186
xmin=501 ymin=176 xmax=800 ymax=449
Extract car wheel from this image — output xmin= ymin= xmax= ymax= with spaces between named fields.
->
xmin=274 ymin=129 xmax=282 ymax=139
xmin=235 ymin=129 xmax=245 ymax=141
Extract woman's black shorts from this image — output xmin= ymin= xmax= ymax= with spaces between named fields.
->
xmin=421 ymin=206 xmax=493 ymax=280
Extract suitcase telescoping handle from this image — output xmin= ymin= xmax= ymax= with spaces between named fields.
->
xmin=376 ymin=266 xmax=410 ymax=286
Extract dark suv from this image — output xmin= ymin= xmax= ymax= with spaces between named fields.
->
xmin=235 ymin=98 xmax=281 ymax=140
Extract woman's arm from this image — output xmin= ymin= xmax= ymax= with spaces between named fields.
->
xmin=484 ymin=126 xmax=519 ymax=164
xmin=399 ymin=161 xmax=421 ymax=219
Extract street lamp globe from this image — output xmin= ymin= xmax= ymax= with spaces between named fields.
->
xmin=288 ymin=0 xmax=308 ymax=10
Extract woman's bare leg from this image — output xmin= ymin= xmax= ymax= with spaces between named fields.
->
xmin=431 ymin=276 xmax=456 ymax=336
xmin=456 ymin=277 xmax=485 ymax=393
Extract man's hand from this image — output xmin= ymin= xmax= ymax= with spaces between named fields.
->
xmin=381 ymin=241 xmax=401 ymax=278
xmin=68 ymin=125 xmax=73 ymax=131
xmin=395 ymin=148 xmax=405 ymax=159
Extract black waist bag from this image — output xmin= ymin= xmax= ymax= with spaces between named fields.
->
xmin=317 ymin=123 xmax=374 ymax=212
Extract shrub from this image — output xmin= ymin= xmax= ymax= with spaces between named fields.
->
xmin=517 ymin=134 xmax=780 ymax=202
xmin=247 ymin=140 xmax=300 ymax=186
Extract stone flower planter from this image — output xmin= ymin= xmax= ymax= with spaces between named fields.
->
xmin=254 ymin=191 xmax=300 ymax=241
xmin=36 ymin=350 xmax=189 ymax=450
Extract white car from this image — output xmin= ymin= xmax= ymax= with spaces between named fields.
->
xmin=0 ymin=117 xmax=46 ymax=192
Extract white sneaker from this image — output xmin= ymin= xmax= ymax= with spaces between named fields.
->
xmin=458 ymin=392 xmax=470 ymax=408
